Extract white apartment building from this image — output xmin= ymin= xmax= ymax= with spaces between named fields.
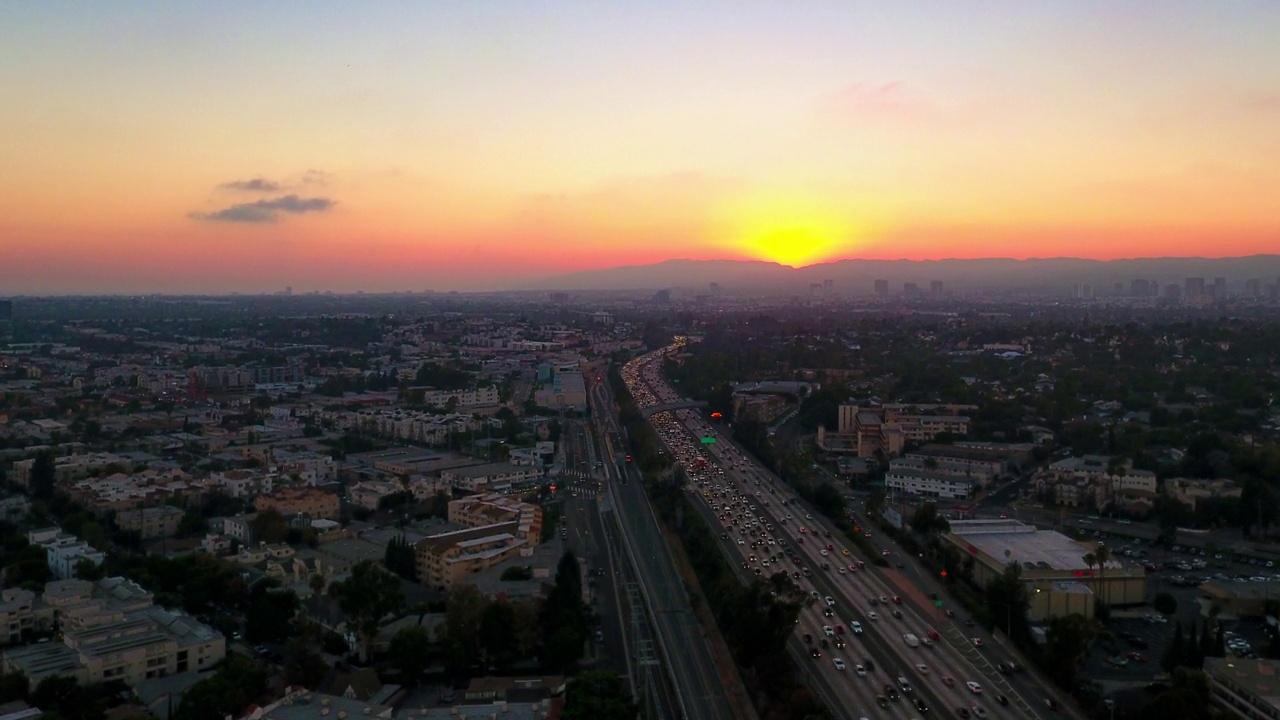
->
xmin=884 ymin=468 xmax=974 ymax=500
xmin=27 ymin=528 xmax=105 ymax=580
xmin=211 ymin=469 xmax=274 ymax=498
xmin=356 ymin=410 xmax=486 ymax=446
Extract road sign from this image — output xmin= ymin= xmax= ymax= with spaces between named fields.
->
xmin=935 ymin=600 xmax=943 ymax=607
xmin=700 ymin=436 xmax=716 ymax=444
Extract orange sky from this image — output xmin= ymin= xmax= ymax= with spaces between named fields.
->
xmin=2 ymin=2 xmax=1279 ymax=293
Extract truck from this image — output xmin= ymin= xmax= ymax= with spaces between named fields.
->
xmin=903 ymin=633 xmax=920 ymax=648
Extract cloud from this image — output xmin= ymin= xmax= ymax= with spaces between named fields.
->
xmin=189 ymin=195 xmax=336 ymax=223
xmin=817 ymin=81 xmax=938 ymax=124
xmin=219 ymin=177 xmax=282 ymax=192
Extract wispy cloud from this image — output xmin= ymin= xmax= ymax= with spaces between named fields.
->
xmin=219 ymin=177 xmax=282 ymax=192
xmin=189 ymin=195 xmax=336 ymax=223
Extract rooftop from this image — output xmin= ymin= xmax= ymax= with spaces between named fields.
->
xmin=1206 ymin=657 xmax=1280 ymax=712
xmin=948 ymin=519 xmax=1122 ymax=572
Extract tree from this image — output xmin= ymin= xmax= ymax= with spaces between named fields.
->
xmin=1153 ymin=592 xmax=1178 ymax=615
xmin=175 ymin=656 xmax=267 ymax=720
xmin=479 ymin=600 xmax=517 ymax=669
xmin=388 ymin=625 xmax=432 ymax=686
xmin=440 ymin=584 xmax=487 ymax=674
xmin=244 ymin=585 xmax=299 ymax=644
xmin=1093 ymin=544 xmax=1112 ymax=606
xmin=383 ymin=534 xmax=416 ymax=581
xmin=330 ymin=560 xmax=405 ymax=660
xmin=282 ymin=635 xmax=328 ymax=689
xmin=1043 ymin=613 xmax=1096 ymax=688
xmin=1163 ymin=622 xmax=1185 ymax=672
xmin=562 ymin=671 xmax=638 ymax=720
xmin=250 ymin=508 xmax=289 ymax=544
xmin=0 ymin=670 xmax=28 ymax=703
xmin=29 ymin=452 xmax=55 ymax=500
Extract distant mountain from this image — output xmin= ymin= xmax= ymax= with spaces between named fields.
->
xmin=524 ymin=255 xmax=1280 ymax=295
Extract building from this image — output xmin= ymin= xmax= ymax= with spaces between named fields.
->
xmin=439 ymin=462 xmax=544 ymax=494
xmin=930 ymin=280 xmax=944 ymax=299
xmin=27 ymin=528 xmax=105 ymax=580
xmin=10 ymin=453 xmax=133 ymax=488
xmin=830 ymin=404 xmax=973 ymax=459
xmin=414 ymin=522 xmax=530 ymax=590
xmin=884 ymin=467 xmax=973 ymax=500
xmin=0 ymin=589 xmax=36 ymax=645
xmin=253 ymin=487 xmax=339 ymax=520
xmin=1205 ymin=657 xmax=1280 ymax=720
xmin=419 ymin=386 xmax=500 ymax=409
xmin=1165 ymin=477 xmax=1243 ymax=511
xmin=1 ymin=577 xmax=225 ymax=686
xmin=1198 ymin=581 xmax=1280 ymax=620
xmin=348 ymin=479 xmax=405 ymax=510
xmin=448 ymin=493 xmax=543 ymax=544
xmin=533 ymin=364 xmax=586 ymax=410
xmin=874 ymin=279 xmax=889 ymax=297
xmin=732 ymin=393 xmax=788 ymax=424
xmin=941 ymin=519 xmax=1146 ymax=619
xmin=115 ymin=506 xmax=185 ymax=540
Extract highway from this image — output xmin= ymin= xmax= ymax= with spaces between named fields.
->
xmin=589 ymin=374 xmax=737 ymax=720
xmin=622 ymin=344 xmax=1082 ymax=720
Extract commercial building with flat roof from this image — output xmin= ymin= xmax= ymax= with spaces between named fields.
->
xmin=942 ymin=519 xmax=1146 ymax=619
xmin=414 ymin=521 xmax=530 ymax=590
xmin=1206 ymin=657 xmax=1280 ymax=720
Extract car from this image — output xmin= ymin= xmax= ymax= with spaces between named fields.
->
xmin=892 ymin=610 xmax=904 ymax=619
xmin=956 ymin=709 xmax=971 ymax=719
xmin=810 ymin=647 xmax=822 ymax=658
xmin=892 ymin=595 xmax=902 ymax=604
xmin=971 ymin=708 xmax=988 ymax=719
xmin=855 ymin=664 xmax=866 ymax=676
xmin=966 ymin=681 xmax=983 ymax=694
xmin=851 ymin=621 xmax=863 ymax=634
xmin=868 ymin=612 xmax=878 ymax=620
xmin=971 ymin=637 xmax=983 ymax=647
xmin=823 ymin=607 xmax=834 ymax=617
xmin=1043 ymin=698 xmax=1060 ymax=713
xmin=942 ymin=676 xmax=955 ymax=687
xmin=916 ymin=663 xmax=930 ymax=674
xmin=882 ymin=549 xmax=891 ymax=556
xmin=803 ymin=633 xmax=813 ymax=644
xmin=835 ymin=624 xmax=845 ymax=635
xmin=823 ymin=625 xmax=835 ymax=637
xmin=825 ymin=596 xmax=835 ymax=606
xmin=864 ymin=658 xmax=875 ymax=672
xmin=835 ymin=637 xmax=847 ymax=648
xmin=833 ymin=658 xmax=846 ymax=671
xmin=879 ymin=596 xmax=889 ymax=604
xmin=876 ymin=696 xmax=889 ymax=708
xmin=995 ymin=695 xmax=1008 ymax=706
xmin=884 ymin=685 xmax=899 ymax=700
xmin=914 ymin=698 xmax=929 ymax=713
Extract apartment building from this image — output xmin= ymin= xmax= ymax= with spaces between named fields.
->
xmin=448 ymin=493 xmax=543 ymax=544
xmin=1205 ymin=657 xmax=1280 ymax=720
xmin=890 ymin=456 xmax=996 ymax=486
xmin=348 ymin=479 xmax=405 ymax=510
xmin=11 ymin=452 xmax=133 ymax=488
xmin=115 ymin=506 xmax=184 ymax=540
xmin=830 ymin=405 xmax=973 ymax=459
xmin=884 ymin=468 xmax=973 ymax=500
xmin=27 ymin=528 xmax=105 ymax=580
xmin=1165 ymin=477 xmax=1243 ymax=511
xmin=1 ymin=577 xmax=225 ymax=686
xmin=355 ymin=409 xmax=486 ymax=446
xmin=414 ymin=522 xmax=529 ymax=590
xmin=419 ymin=386 xmax=499 ymax=408
xmin=440 ymin=462 xmax=544 ymax=494
xmin=211 ymin=468 xmax=274 ymax=499
xmin=0 ymin=588 xmax=36 ymax=645
xmin=253 ymin=488 xmax=339 ymax=520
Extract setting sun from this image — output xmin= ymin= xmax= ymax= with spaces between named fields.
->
xmin=717 ymin=194 xmax=864 ymax=267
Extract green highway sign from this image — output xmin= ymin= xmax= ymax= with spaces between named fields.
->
xmin=935 ymin=601 xmax=943 ymax=607
xmin=700 ymin=436 xmax=716 ymax=444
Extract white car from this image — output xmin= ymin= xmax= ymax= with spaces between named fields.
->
xmin=825 ymin=596 xmax=835 ymax=606
xmin=966 ymin=681 xmax=983 ymax=694
xmin=868 ymin=612 xmax=879 ymax=621
xmin=850 ymin=621 xmax=864 ymax=634
xmin=915 ymin=663 xmax=929 ymax=673
xmin=823 ymin=625 xmax=835 ymax=637
xmin=833 ymin=658 xmax=846 ymax=671
xmin=855 ymin=664 xmax=867 ymax=676
xmin=972 ymin=708 xmax=988 ymax=719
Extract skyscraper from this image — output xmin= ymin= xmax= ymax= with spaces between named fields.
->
xmin=1185 ymin=277 xmax=1206 ymax=299
xmin=930 ymin=280 xmax=944 ymax=299
xmin=874 ymin=279 xmax=889 ymax=297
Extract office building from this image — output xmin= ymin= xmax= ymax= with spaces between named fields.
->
xmin=930 ymin=280 xmax=944 ymax=299
xmin=874 ymin=279 xmax=889 ymax=297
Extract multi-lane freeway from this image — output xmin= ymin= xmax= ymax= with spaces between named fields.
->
xmin=619 ymin=343 xmax=1081 ymax=720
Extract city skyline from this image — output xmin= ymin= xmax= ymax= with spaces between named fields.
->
xmin=3 ymin=2 xmax=1279 ymax=294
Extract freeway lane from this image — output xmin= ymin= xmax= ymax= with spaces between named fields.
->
xmin=591 ymin=377 xmax=736 ymax=720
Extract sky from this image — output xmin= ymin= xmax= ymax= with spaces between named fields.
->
xmin=2 ymin=1 xmax=1279 ymax=294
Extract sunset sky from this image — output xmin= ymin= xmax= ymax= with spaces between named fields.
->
xmin=3 ymin=2 xmax=1279 ymax=294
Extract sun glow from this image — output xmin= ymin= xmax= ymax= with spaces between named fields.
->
xmin=716 ymin=194 xmax=865 ymax=267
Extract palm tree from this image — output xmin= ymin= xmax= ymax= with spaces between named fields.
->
xmin=1083 ymin=552 xmax=1097 ymax=594
xmin=1094 ymin=544 xmax=1112 ymax=607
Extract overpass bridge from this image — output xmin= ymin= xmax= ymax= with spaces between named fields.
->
xmin=640 ymin=400 xmax=707 ymax=418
